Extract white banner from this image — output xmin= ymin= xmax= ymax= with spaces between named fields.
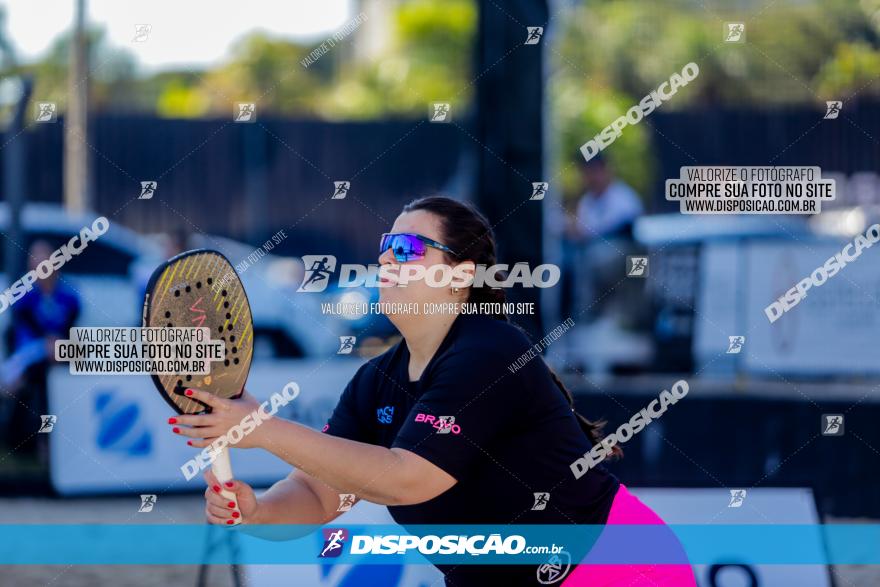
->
xmin=695 ymin=240 xmax=880 ymax=375
xmin=631 ymin=487 xmax=830 ymax=587
xmin=48 ymin=359 xmax=361 ymax=495
xmin=743 ymin=241 xmax=880 ymax=375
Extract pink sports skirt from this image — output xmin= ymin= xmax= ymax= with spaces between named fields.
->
xmin=562 ymin=484 xmax=697 ymax=586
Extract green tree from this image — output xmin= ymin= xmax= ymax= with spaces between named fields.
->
xmin=4 ymin=27 xmax=138 ymax=112
xmin=550 ymin=0 xmax=880 ymax=202
xmin=156 ymin=34 xmax=320 ymax=118
xmin=318 ymin=0 xmax=477 ymax=119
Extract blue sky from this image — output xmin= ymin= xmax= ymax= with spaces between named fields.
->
xmin=1 ymin=0 xmax=354 ymax=70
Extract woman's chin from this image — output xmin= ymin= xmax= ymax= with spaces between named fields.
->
xmin=378 ymin=288 xmax=401 ymax=303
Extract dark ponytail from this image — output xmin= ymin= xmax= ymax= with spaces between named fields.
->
xmin=547 ymin=368 xmax=621 ymax=459
xmin=402 ymin=195 xmax=620 ymax=457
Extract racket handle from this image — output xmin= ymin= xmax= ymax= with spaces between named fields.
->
xmin=211 ymin=448 xmax=242 ymax=526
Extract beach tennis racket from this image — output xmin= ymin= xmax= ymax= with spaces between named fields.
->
xmin=142 ymin=249 xmax=253 ymax=526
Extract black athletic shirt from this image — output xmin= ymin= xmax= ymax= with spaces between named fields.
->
xmin=323 ymin=313 xmax=620 ymax=585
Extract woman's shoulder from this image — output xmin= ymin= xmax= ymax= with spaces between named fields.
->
xmin=351 ymin=338 xmax=405 ymax=384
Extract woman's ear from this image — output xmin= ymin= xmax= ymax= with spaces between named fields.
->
xmin=450 ymin=261 xmax=476 ymax=288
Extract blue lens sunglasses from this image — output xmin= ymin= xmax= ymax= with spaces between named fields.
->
xmin=379 ymin=233 xmax=458 ymax=262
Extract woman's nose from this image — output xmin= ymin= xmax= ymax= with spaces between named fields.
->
xmin=378 ymin=248 xmax=395 ymax=265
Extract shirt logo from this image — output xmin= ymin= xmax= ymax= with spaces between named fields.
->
xmin=414 ymin=413 xmax=461 ymax=434
xmin=377 ymin=406 xmax=394 ymax=424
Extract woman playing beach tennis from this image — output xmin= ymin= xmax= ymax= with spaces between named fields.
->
xmin=170 ymin=196 xmax=695 ymax=586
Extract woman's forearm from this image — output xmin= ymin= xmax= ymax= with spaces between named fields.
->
xmin=239 ymin=474 xmax=328 ymax=540
xmin=255 ymin=417 xmax=411 ymax=505
xmin=251 ymin=474 xmax=327 ymax=525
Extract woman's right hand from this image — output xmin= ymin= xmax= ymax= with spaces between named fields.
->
xmin=203 ymin=469 xmax=259 ymax=525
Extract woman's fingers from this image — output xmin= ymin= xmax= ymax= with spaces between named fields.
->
xmin=170 ymin=413 xmax=217 ymax=427
xmin=183 ymin=388 xmax=231 ymax=411
xmin=172 ymin=424 xmax=220 ymax=439
xmin=206 ymin=508 xmax=236 ymax=525
xmin=204 ymin=479 xmax=241 ymax=525
xmin=204 ymin=485 xmax=229 ymax=508
xmin=205 ymin=510 xmax=224 ymax=525
xmin=208 ymin=502 xmax=235 ymax=519
xmin=168 ymin=409 xmax=221 ymax=443
xmin=186 ymin=436 xmax=217 ymax=449
xmin=204 ymin=469 xmax=219 ymax=488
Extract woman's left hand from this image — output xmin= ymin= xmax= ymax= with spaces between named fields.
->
xmin=168 ymin=388 xmax=267 ymax=449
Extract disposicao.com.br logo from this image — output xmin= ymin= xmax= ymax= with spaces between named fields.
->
xmin=323 ymin=532 xmax=562 ymax=557
xmin=297 ymin=255 xmax=560 ymax=292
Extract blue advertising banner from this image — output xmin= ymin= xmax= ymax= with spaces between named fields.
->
xmin=0 ymin=524 xmax=877 ymax=565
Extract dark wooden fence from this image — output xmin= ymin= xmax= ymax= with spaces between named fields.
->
xmin=4 ymin=115 xmax=462 ymax=262
xmin=650 ymin=99 xmax=880 ymax=211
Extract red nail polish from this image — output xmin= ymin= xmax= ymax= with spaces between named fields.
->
xmin=213 ymin=485 xmax=221 ymax=493
xmin=228 ymin=501 xmax=236 ymax=508
xmin=226 ymin=519 xmax=234 ymax=525
xmin=172 ymin=427 xmax=180 ymax=434
xmin=168 ymin=417 xmax=177 ymax=424
xmin=187 ymin=441 xmax=192 ymax=446
xmin=225 ymin=482 xmax=234 ymax=488
xmin=185 ymin=389 xmax=193 ymax=396
xmin=232 ymin=511 xmax=240 ymax=518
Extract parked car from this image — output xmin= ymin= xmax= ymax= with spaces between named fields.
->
xmin=0 ymin=204 xmax=346 ymax=361
xmin=0 ymin=203 xmax=163 ymax=358
xmin=189 ymin=232 xmax=346 ymax=357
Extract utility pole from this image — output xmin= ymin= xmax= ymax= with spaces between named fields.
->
xmin=64 ymin=0 xmax=89 ymax=213
xmin=472 ymin=0 xmax=548 ymax=340
xmin=4 ymin=77 xmax=32 ymax=282
xmin=0 ymin=9 xmax=30 ymax=281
